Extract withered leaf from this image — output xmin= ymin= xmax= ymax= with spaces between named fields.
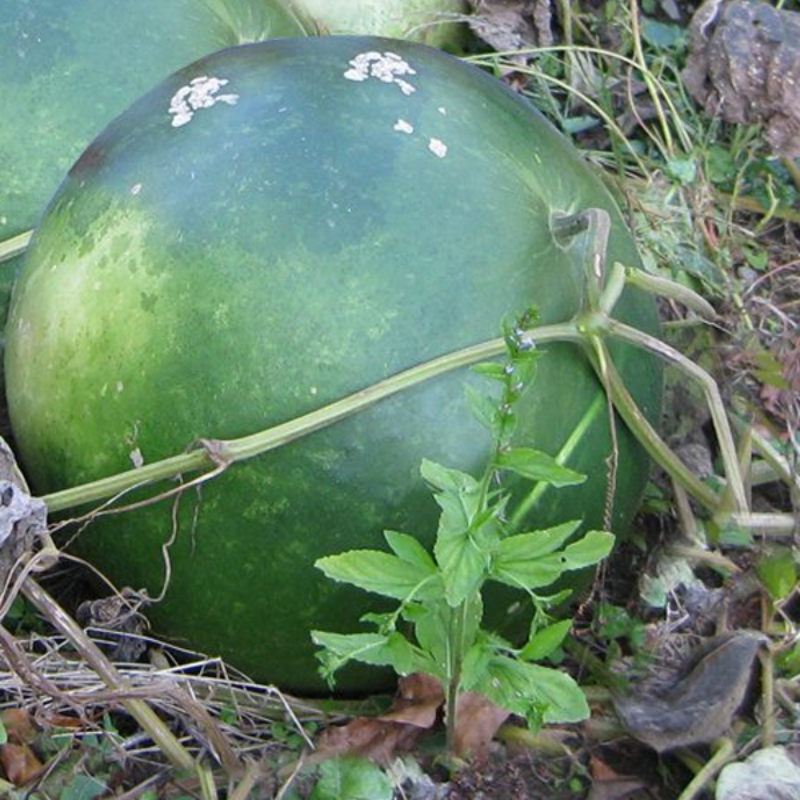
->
xmin=0 ymin=742 xmax=44 ymax=785
xmin=452 ymin=693 xmax=510 ymax=757
xmin=0 ymin=709 xmax=36 ymax=745
xmin=380 ymin=672 xmax=443 ymax=729
xmin=314 ymin=717 xmax=423 ymax=766
xmin=315 ymin=673 xmax=515 ymax=762
xmin=313 ymin=673 xmax=444 ymax=765
xmin=467 ymin=0 xmax=554 ymax=51
xmin=614 ymin=630 xmax=767 ymax=752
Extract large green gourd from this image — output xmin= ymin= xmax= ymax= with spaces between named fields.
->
xmin=5 ymin=37 xmax=662 ymax=693
xmin=0 ymin=0 xmax=306 ymax=241
xmin=0 ymin=0 xmax=306 ymax=322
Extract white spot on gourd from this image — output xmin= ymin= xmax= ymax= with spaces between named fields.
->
xmin=393 ymin=119 xmax=414 ymax=134
xmin=428 ymin=138 xmax=448 ymax=158
xmin=344 ymin=51 xmax=417 ymax=95
xmin=130 ymin=183 xmax=142 ymax=195
xmin=130 ymin=448 xmax=144 ymax=468
xmin=168 ymin=76 xmax=239 ymax=128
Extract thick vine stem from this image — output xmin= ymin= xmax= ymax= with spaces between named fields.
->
xmin=0 ymin=229 xmax=33 ymax=265
xmin=580 ymin=338 xmax=721 ymax=511
xmin=551 ymin=208 xmax=611 ymax=310
xmin=624 ymin=267 xmax=718 ymax=321
xmin=551 ymin=207 xmax=731 ymax=513
xmin=675 ymin=737 xmax=736 ymax=800
xmin=36 ymin=206 xmax=748 ymax=531
xmin=599 ymin=317 xmax=749 ymax=514
xmin=41 ymin=323 xmax=580 ymax=514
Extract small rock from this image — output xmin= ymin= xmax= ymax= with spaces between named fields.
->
xmin=716 ymin=746 xmax=800 ymax=800
xmin=682 ymin=0 xmax=800 ymax=157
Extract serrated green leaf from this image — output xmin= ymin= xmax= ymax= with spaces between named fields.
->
xmin=477 ymin=656 xmax=590 ymax=724
xmin=459 ymin=628 xmax=505 ymax=692
xmin=359 ymin=611 xmax=396 ymax=632
xmin=310 ymin=757 xmax=393 ymax=800
xmin=413 ymin=596 xmax=484 ymax=681
xmin=495 ymin=448 xmax=586 ymax=487
xmin=665 ymin=156 xmax=698 ymax=185
xmin=435 ymin=529 xmax=491 ymax=607
xmin=311 ymin=631 xmax=391 ymax=665
xmin=410 ymin=604 xmax=450 ymax=678
xmin=420 ymin=459 xmax=479 ymax=495
xmin=519 ymin=619 xmax=572 ymax=661
xmin=312 ymin=630 xmax=420 ymax=677
xmin=465 ymin=383 xmax=501 ymax=435
xmin=492 ymin=525 xmax=613 ymax=591
xmin=471 ymin=361 xmax=508 ymax=381
xmin=383 ymin=530 xmax=437 ymax=572
xmin=315 ymin=550 xmax=436 ymax=601
xmin=756 ymin=549 xmax=798 ymax=600
xmin=508 ymin=351 xmax=539 ymax=387
xmin=559 ymin=530 xmax=615 ymax=569
xmin=497 ymin=520 xmax=582 ymax=562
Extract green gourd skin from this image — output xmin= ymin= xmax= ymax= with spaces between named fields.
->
xmin=0 ymin=0 xmax=307 ymax=344
xmin=0 ymin=0 xmax=307 ymax=241
xmin=5 ymin=37 xmax=662 ymax=693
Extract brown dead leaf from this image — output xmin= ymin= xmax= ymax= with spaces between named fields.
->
xmin=380 ymin=672 xmax=443 ymax=728
xmin=0 ymin=709 xmax=36 ymax=745
xmin=452 ymin=692 xmax=510 ymax=757
xmin=0 ymin=742 xmax=44 ymax=785
xmin=314 ymin=673 xmax=514 ymax=762
xmin=313 ymin=673 xmax=444 ymax=765
xmin=614 ymin=630 xmax=767 ymax=752
xmin=587 ymin=777 xmax=649 ymax=800
xmin=41 ymin=713 xmax=86 ymax=730
xmin=590 ymin=755 xmax=622 ymax=782
xmin=314 ymin=717 xmax=422 ymax=765
xmin=467 ymin=0 xmax=554 ymax=52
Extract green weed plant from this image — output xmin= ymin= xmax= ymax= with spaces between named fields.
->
xmin=312 ymin=311 xmax=615 ymax=752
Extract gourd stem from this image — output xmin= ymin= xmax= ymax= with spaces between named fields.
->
xmin=601 ymin=317 xmax=749 ymax=513
xmin=42 ymin=323 xmax=581 ymax=514
xmin=581 ymin=338 xmax=721 ymax=511
xmin=623 ymin=267 xmax=718 ymax=320
xmin=0 ymin=229 xmax=33 ymax=265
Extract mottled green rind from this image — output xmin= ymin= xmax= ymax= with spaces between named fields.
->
xmin=0 ymin=0 xmax=306 ymax=240
xmin=6 ymin=37 xmax=662 ymax=693
xmin=0 ymin=0 xmax=306 ymax=345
